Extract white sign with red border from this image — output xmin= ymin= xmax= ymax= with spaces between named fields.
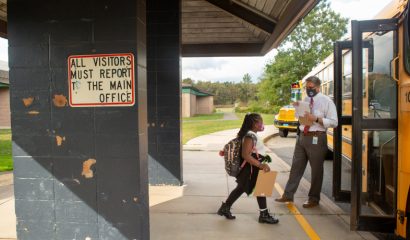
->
xmin=68 ymin=53 xmax=135 ymax=107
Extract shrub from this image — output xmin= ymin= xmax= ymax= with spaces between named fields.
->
xmin=233 ymin=105 xmax=283 ymax=114
xmin=214 ymin=104 xmax=234 ymax=108
xmin=213 ymin=107 xmax=217 ymax=113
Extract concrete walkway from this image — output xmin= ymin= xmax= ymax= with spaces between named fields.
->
xmin=183 ymin=113 xmax=239 ymax=122
xmin=151 ymin=125 xmax=377 ymax=240
xmin=0 ymin=171 xmax=16 ymax=240
xmin=0 ymin=125 xmax=377 ymax=240
xmin=221 ymin=113 xmax=239 ymax=120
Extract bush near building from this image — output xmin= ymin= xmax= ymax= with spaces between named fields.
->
xmin=234 ymin=105 xmax=282 ymax=115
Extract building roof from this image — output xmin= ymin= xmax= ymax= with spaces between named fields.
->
xmin=0 ymin=0 xmax=320 ymax=57
xmin=181 ymin=0 xmax=320 ymax=57
xmin=182 ymin=83 xmax=215 ymax=96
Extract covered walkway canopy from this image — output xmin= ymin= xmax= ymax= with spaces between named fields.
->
xmin=182 ymin=0 xmax=319 ymax=56
xmin=5 ymin=0 xmax=320 ymax=239
xmin=0 ymin=0 xmax=319 ymax=56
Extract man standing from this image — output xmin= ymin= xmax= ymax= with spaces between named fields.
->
xmin=275 ymin=76 xmax=338 ymax=208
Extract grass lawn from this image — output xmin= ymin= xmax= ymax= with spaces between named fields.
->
xmin=182 ymin=113 xmax=224 ymax=121
xmin=182 ymin=113 xmax=276 ymax=144
xmin=235 ymin=113 xmax=276 ymax=125
xmin=0 ymin=129 xmax=12 ymax=172
xmin=183 ymin=120 xmax=243 ymax=144
xmin=215 ymin=108 xmax=233 ymax=113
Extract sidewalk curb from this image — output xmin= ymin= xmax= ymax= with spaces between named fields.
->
xmin=262 ymin=133 xmax=279 ymax=144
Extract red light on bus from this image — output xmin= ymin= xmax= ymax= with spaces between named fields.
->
xmin=292 ymin=83 xmax=299 ymax=88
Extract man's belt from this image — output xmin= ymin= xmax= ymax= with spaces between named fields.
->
xmin=301 ymin=131 xmax=326 ymax=136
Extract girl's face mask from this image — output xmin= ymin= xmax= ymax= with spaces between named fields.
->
xmin=256 ymin=123 xmax=264 ymax=131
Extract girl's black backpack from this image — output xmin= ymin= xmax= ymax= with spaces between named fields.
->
xmin=223 ymin=133 xmax=257 ymax=177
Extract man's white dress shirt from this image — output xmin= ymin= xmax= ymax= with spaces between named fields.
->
xmin=295 ymin=92 xmax=338 ymax=132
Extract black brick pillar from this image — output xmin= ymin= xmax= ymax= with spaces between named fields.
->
xmin=8 ymin=0 xmax=149 ymax=239
xmin=146 ymin=0 xmax=183 ymax=186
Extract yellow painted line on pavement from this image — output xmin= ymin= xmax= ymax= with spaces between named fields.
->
xmin=274 ymin=183 xmax=321 ymax=240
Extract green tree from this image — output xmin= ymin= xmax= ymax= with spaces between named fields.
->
xmin=182 ymin=78 xmax=194 ymax=85
xmin=258 ymin=0 xmax=348 ymax=105
xmin=241 ymin=73 xmax=252 ymax=103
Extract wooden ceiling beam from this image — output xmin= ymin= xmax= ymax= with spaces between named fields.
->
xmin=0 ymin=19 xmax=7 ymax=39
xmin=202 ymin=0 xmax=276 ymax=35
xmin=182 ymin=43 xmax=264 ymax=57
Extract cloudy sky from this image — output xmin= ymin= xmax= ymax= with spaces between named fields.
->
xmin=0 ymin=0 xmax=392 ymax=80
xmin=182 ymin=0 xmax=392 ymax=83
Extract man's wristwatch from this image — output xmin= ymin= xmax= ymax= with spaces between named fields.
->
xmin=316 ymin=117 xmax=319 ymax=123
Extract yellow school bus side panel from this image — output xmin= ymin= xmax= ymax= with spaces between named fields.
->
xmin=397 ymin=22 xmax=410 ymax=238
xmin=327 ymin=133 xmax=333 ymax=148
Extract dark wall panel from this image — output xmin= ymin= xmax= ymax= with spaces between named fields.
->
xmin=8 ymin=0 xmax=149 ymax=239
xmin=146 ymin=0 xmax=182 ymax=186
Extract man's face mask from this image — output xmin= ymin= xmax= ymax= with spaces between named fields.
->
xmin=256 ymin=123 xmax=264 ymax=131
xmin=307 ymin=87 xmax=318 ymax=97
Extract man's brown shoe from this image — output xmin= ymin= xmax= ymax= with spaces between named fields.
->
xmin=302 ymin=201 xmax=319 ymax=208
xmin=275 ymin=197 xmax=293 ymax=202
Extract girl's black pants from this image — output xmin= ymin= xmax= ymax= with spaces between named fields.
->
xmin=225 ymin=184 xmax=267 ymax=209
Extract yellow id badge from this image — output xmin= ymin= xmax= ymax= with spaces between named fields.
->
xmin=312 ymin=136 xmax=318 ymax=145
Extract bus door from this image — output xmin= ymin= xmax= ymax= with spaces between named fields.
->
xmin=333 ymin=39 xmax=374 ymax=203
xmin=333 ymin=40 xmax=353 ymax=203
xmin=350 ymin=19 xmax=398 ymax=232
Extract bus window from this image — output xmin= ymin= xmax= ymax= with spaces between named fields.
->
xmin=328 ymin=63 xmax=334 ymax=96
xmin=343 ymin=51 xmax=352 ymax=94
xmin=323 ymin=67 xmax=328 ymax=96
xmin=363 ymin=31 xmax=396 ymax=119
xmin=342 ymin=52 xmax=352 ymax=116
xmin=360 ymin=130 xmax=396 ymax=216
xmin=318 ymin=70 xmax=323 ymax=83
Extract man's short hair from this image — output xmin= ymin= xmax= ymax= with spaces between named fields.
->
xmin=305 ymin=76 xmax=321 ymax=86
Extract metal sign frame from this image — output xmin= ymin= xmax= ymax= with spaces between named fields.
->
xmin=68 ymin=53 xmax=135 ymax=107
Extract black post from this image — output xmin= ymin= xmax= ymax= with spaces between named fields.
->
xmin=8 ymin=1 xmax=149 ymax=239
xmin=146 ymin=0 xmax=183 ymax=186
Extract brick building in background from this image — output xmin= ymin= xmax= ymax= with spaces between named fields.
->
xmin=0 ymin=60 xmax=9 ymax=128
xmin=182 ymin=83 xmax=214 ymax=117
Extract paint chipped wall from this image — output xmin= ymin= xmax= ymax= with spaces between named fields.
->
xmin=8 ymin=0 xmax=149 ymax=239
xmin=0 ymin=87 xmax=10 ymax=127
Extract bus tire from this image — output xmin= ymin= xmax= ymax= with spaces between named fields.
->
xmin=279 ymin=129 xmax=288 ymax=138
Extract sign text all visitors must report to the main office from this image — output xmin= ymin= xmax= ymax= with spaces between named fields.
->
xmin=68 ymin=53 xmax=135 ymax=107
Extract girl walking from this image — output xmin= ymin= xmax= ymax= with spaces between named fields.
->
xmin=217 ymin=113 xmax=279 ymax=224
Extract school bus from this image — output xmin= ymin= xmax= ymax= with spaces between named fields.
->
xmin=291 ymin=80 xmax=303 ymax=103
xmin=299 ymin=0 xmax=410 ymax=236
xmin=274 ymin=81 xmax=302 ymax=137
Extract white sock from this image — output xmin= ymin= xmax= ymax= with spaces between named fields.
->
xmin=259 ymin=208 xmax=267 ymax=211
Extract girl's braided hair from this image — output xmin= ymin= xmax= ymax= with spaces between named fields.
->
xmin=237 ymin=113 xmax=261 ymax=140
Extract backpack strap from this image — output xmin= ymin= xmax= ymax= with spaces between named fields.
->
xmin=244 ymin=133 xmax=261 ymax=160
xmin=243 ymin=133 xmax=261 ymax=179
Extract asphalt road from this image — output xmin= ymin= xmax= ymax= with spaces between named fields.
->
xmin=265 ymin=132 xmax=352 ymax=214
xmin=265 ymin=133 xmax=402 ymax=240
